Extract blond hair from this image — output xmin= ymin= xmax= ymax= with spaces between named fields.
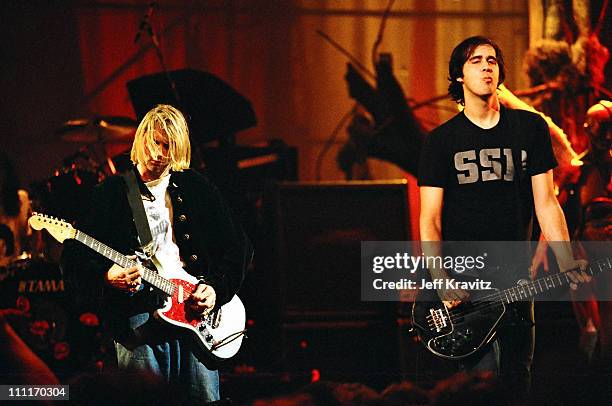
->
xmin=130 ymin=104 xmax=191 ymax=171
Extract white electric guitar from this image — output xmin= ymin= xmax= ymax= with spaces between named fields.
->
xmin=29 ymin=213 xmax=246 ymax=361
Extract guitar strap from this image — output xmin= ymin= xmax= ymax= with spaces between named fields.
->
xmin=123 ymin=167 xmax=154 ymax=256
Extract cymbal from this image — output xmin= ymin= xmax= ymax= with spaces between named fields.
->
xmin=56 ymin=116 xmax=137 ymax=144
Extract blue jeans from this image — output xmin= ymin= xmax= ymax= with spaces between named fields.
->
xmin=114 ymin=313 xmax=220 ymax=403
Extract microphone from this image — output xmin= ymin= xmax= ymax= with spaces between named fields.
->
xmin=134 ymin=1 xmax=158 ymax=44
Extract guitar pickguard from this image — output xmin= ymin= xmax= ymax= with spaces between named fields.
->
xmin=412 ymin=288 xmax=506 ymax=359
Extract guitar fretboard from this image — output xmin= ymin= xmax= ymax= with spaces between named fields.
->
xmin=75 ymin=230 xmax=176 ymax=296
xmin=486 ymin=257 xmax=612 ymax=303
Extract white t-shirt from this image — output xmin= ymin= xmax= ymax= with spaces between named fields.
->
xmin=141 ymin=174 xmax=183 ymax=276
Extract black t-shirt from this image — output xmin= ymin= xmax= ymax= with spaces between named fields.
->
xmin=418 ymin=107 xmax=557 ymax=241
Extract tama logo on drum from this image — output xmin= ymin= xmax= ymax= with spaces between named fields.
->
xmin=18 ymin=279 xmax=65 ymax=293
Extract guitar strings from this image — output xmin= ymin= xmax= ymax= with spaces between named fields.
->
xmin=428 ymin=265 xmax=602 ymax=323
xmin=444 ymin=272 xmax=571 ymax=322
xmin=74 ymin=227 xmax=228 ymax=337
xmin=426 ymin=273 xmax=553 ymax=323
xmin=445 ymin=269 xmax=599 ymax=322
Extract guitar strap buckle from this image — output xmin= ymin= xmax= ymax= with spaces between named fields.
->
xmin=139 ymin=241 xmax=156 ymax=259
xmin=135 ymin=249 xmax=153 ymax=263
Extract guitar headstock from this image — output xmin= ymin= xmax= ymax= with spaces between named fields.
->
xmin=29 ymin=212 xmax=76 ymax=243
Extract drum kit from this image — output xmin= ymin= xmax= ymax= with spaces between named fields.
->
xmin=0 ymin=115 xmax=138 ymax=378
xmin=38 ymin=115 xmax=137 ymax=224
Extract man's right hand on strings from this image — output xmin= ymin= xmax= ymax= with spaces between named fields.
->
xmin=437 ymin=285 xmax=470 ymax=309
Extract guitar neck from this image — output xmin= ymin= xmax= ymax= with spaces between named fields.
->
xmin=500 ymin=258 xmax=612 ymax=304
xmin=74 ymin=230 xmax=175 ymax=296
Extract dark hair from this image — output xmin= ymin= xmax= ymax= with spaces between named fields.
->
xmin=0 ymin=224 xmax=14 ymax=256
xmin=448 ymin=36 xmax=506 ymax=105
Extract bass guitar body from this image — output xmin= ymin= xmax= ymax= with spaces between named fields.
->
xmin=412 ymin=287 xmax=506 ymax=360
xmin=412 ymin=259 xmax=611 ymax=360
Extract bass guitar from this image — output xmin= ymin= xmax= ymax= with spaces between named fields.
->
xmin=29 ymin=213 xmax=246 ymax=361
xmin=412 ymin=259 xmax=611 ymax=359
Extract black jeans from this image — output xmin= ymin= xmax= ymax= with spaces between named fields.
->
xmin=459 ymin=302 xmax=535 ymax=402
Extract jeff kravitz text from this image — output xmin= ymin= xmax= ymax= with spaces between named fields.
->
xmin=372 ymin=278 xmax=492 ymax=290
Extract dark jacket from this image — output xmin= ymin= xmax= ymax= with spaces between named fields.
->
xmin=61 ymin=167 xmax=252 ymax=336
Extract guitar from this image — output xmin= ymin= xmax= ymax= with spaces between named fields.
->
xmin=29 ymin=213 xmax=246 ymax=361
xmin=412 ymin=259 xmax=612 ymax=359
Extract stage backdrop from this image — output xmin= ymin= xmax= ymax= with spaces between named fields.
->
xmin=1 ymin=0 xmax=530 ymax=186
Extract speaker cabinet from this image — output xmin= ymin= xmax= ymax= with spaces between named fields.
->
xmin=267 ymin=180 xmax=410 ymax=318
xmin=253 ymin=181 xmax=411 ymax=379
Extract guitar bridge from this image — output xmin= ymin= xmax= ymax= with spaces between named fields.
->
xmin=203 ymin=308 xmax=222 ymax=329
xmin=428 ymin=308 xmax=448 ymax=332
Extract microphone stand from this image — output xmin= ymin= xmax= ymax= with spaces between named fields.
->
xmin=134 ymin=1 xmax=182 ymax=109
